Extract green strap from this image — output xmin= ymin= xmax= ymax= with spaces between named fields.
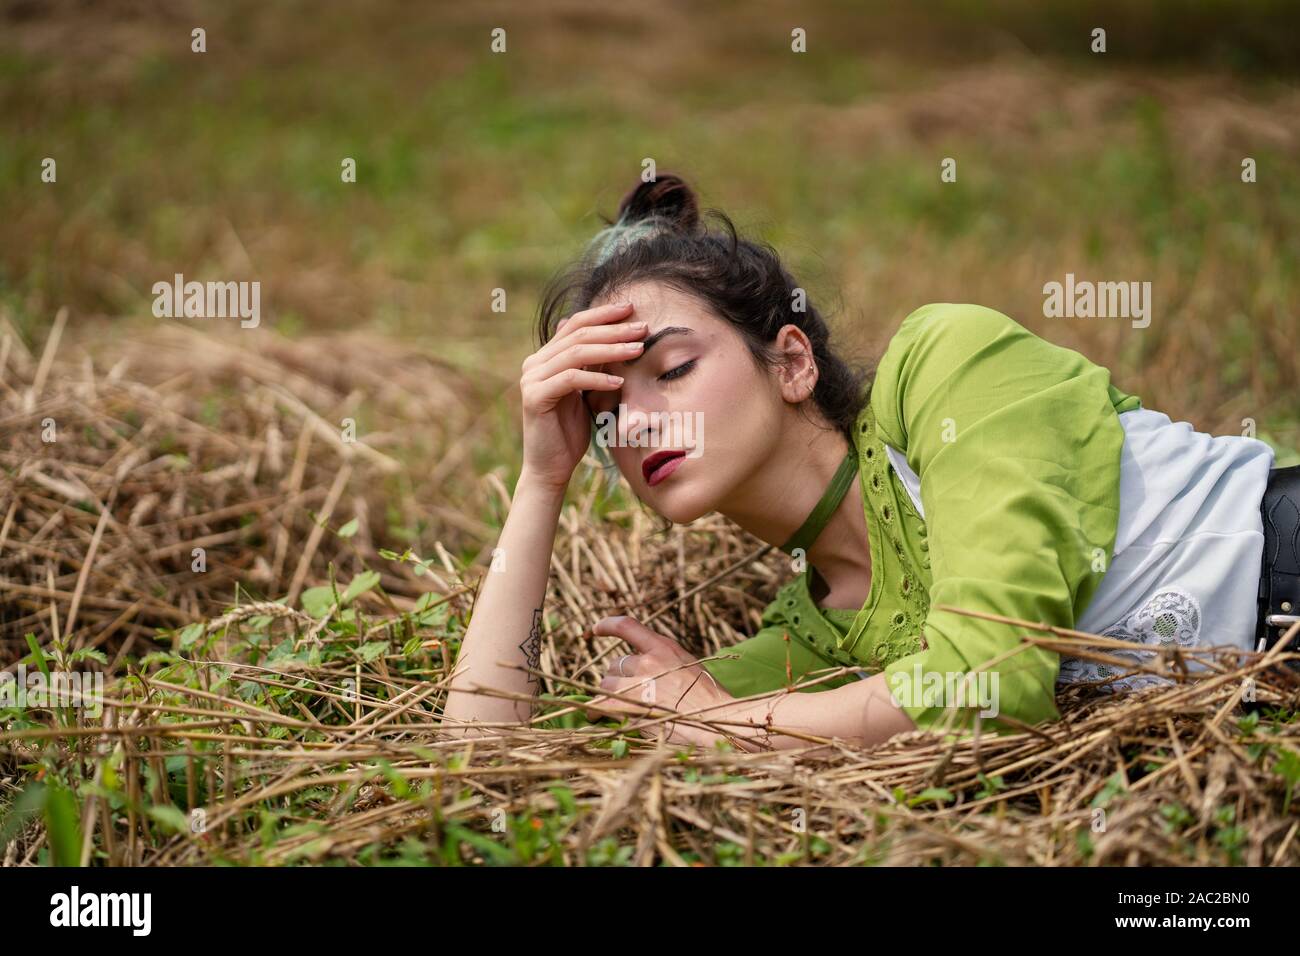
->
xmin=779 ymin=448 xmax=859 ymax=555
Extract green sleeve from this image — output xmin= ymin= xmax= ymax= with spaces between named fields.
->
xmin=701 ymin=587 xmax=860 ymax=698
xmin=701 ymin=625 xmax=856 ymax=698
xmin=871 ymin=303 xmax=1126 ymax=736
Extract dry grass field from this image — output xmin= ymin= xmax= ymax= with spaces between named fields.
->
xmin=1 ymin=0 xmax=1298 ymax=865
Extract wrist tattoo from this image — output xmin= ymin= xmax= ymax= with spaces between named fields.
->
xmin=519 ymin=607 xmax=543 ymax=690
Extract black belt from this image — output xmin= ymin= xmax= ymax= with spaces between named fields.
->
xmin=1257 ymin=463 xmax=1300 ymax=667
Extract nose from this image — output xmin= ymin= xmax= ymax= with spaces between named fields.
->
xmin=615 ymin=381 xmax=657 ymax=448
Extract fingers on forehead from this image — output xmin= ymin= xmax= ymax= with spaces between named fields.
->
xmin=563 ymin=301 xmax=633 ymax=333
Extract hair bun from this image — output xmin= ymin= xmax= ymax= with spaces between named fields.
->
xmin=615 ymin=173 xmax=700 ymax=233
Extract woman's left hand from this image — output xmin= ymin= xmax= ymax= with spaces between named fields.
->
xmin=584 ymin=616 xmax=735 ymax=748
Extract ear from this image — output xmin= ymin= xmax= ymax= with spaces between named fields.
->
xmin=772 ymin=324 xmax=819 ymax=404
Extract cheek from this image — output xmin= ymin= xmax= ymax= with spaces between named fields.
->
xmin=693 ymin=360 xmax=780 ymax=443
xmin=675 ymin=356 xmax=758 ymax=426
xmin=611 ymin=445 xmax=639 ymax=482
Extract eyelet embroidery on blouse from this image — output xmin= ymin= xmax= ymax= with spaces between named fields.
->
xmin=1057 ymin=586 xmax=1203 ymax=691
xmin=868 ymin=409 xmax=930 ymax=665
xmin=772 ymin=404 xmax=935 ymax=674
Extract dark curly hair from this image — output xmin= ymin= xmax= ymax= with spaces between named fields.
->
xmin=535 ymin=173 xmax=871 ymax=443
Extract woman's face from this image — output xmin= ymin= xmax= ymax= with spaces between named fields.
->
xmin=582 ymin=280 xmax=788 ymax=524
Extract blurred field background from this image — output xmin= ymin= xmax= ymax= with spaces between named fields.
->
xmin=2 ymin=0 xmax=1300 ymax=866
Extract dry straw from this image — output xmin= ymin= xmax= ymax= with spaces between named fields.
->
xmin=3 ymin=319 xmax=1300 ymax=866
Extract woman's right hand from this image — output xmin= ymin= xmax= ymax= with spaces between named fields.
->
xmin=519 ymin=300 xmax=647 ymax=492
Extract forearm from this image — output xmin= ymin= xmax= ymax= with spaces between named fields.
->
xmin=710 ymin=673 xmax=917 ymax=751
xmin=441 ymin=470 xmax=565 ymax=731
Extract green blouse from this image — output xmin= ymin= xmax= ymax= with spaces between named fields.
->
xmin=699 ymin=302 xmax=1140 ymax=738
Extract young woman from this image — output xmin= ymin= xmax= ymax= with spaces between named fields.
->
xmin=441 ymin=174 xmax=1299 ymax=751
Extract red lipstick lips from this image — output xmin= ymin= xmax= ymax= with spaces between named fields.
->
xmin=642 ymin=449 xmax=687 ymax=487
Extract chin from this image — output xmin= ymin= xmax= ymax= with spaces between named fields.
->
xmin=642 ymin=480 xmax=719 ymax=525
xmin=652 ymin=501 xmax=710 ymax=525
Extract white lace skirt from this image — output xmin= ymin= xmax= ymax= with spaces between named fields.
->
xmin=1057 ymin=408 xmax=1273 ymax=691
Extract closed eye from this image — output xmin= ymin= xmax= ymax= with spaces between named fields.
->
xmin=658 ymin=359 xmax=696 ymax=382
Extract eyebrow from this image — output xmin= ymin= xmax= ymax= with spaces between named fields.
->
xmin=624 ymin=326 xmax=693 ymax=365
